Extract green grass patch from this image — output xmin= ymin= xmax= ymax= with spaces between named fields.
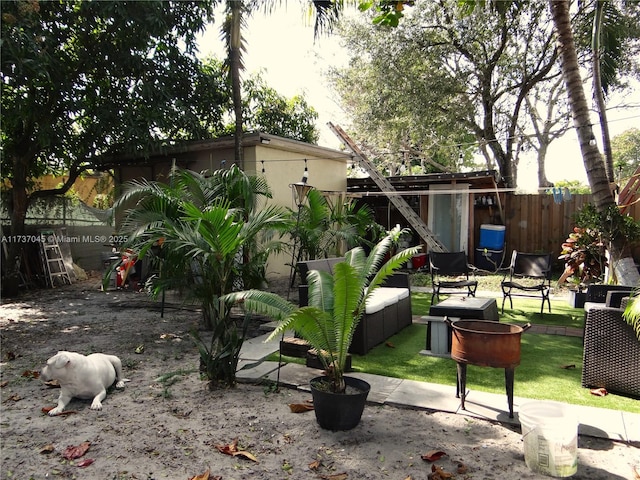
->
xmin=267 ymin=290 xmax=639 ymax=413
xmin=411 ymin=292 xmax=585 ymax=329
xmin=348 ymin=324 xmax=639 ymax=413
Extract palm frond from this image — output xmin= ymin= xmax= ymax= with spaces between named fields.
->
xmin=307 ymin=269 xmax=335 ymax=312
xmin=332 ymin=261 xmax=365 ymax=368
xmin=368 ymin=246 xmax=421 ymax=292
xmin=225 ymin=289 xmax=296 ymax=323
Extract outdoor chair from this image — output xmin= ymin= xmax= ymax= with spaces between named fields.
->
xmin=500 ymin=250 xmax=552 ymax=315
xmin=582 ymin=306 xmax=640 ymax=397
xmin=429 ymin=251 xmax=478 ymax=304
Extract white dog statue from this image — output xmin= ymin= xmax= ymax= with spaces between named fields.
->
xmin=41 ymin=351 xmax=126 ymax=416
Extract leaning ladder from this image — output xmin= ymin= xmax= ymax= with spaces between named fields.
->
xmin=618 ymin=164 xmax=640 ymax=215
xmin=39 ymin=231 xmax=72 ymax=287
xmin=328 ymin=122 xmax=447 ymax=253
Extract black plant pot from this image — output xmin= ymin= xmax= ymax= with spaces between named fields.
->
xmin=310 ymin=375 xmax=370 ymax=431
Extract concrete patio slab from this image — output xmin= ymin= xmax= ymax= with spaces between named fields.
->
xmin=234 ymin=320 xmax=639 ymax=445
xmin=341 ymin=372 xmax=403 ymax=405
xmin=264 ymin=362 xmax=322 ymax=389
xmin=622 ymin=411 xmax=640 ymax=443
xmin=236 ymin=359 xmax=280 ymax=382
xmin=385 ymin=378 xmax=463 ymax=413
xmin=239 ymin=331 xmax=280 ymax=361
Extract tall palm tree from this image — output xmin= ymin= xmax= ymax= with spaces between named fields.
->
xmin=221 ymin=0 xmax=248 ymax=169
xmin=550 ymin=0 xmax=639 ymax=285
xmin=218 ymin=0 xmax=349 ymax=172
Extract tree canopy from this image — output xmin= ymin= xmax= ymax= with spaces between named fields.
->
xmin=612 ymin=128 xmax=640 ymax=183
xmin=330 ymin=0 xmax=561 ymax=188
xmin=0 ymin=0 xmax=320 ymax=289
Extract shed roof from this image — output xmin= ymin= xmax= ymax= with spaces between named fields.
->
xmin=94 ymin=131 xmax=350 ymax=168
xmin=347 ymin=169 xmax=503 ymax=196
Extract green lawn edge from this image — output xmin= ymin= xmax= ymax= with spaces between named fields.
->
xmin=267 ymin=291 xmax=640 ymax=414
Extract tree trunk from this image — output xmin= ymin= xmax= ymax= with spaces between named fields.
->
xmin=3 ymin=155 xmax=30 ymax=295
xmin=550 ymin=0 xmax=639 ymax=286
xmin=592 ymin=0 xmax=615 ymax=183
xmin=536 ymin=143 xmax=553 ymax=188
xmin=550 ymin=1 xmax=611 ymax=208
xmin=229 ymin=1 xmax=244 ymax=170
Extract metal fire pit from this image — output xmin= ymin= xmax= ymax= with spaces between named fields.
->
xmin=445 ymin=318 xmax=531 ymax=418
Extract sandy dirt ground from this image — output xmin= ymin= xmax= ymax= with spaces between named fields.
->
xmin=1 ymin=273 xmax=639 ymax=480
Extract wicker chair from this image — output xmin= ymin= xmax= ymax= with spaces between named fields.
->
xmin=582 ymin=306 xmax=640 ymax=397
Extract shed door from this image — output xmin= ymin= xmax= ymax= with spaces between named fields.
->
xmin=427 ymin=184 xmax=469 ymax=252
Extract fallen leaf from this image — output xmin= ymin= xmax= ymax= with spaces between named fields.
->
xmin=385 ymin=341 xmax=396 ymax=348
xmin=76 ymin=458 xmax=94 ymax=468
xmin=288 ymin=402 xmax=314 ymax=413
xmin=62 ymin=441 xmax=90 ymax=460
xmin=214 ymin=438 xmax=258 ymax=463
xmin=135 ymin=344 xmax=144 ymax=354
xmin=42 ymin=406 xmax=77 ymax=416
xmin=21 ymin=370 xmax=40 ymax=379
xmin=45 ymin=379 xmax=60 ymax=388
xmin=0 ymin=381 xmax=8 ymax=388
xmin=428 ymin=465 xmax=454 ymax=480
xmin=404 ymin=477 xmax=413 ymax=480
xmin=560 ymin=364 xmax=576 ymax=369
xmin=590 ymin=387 xmax=608 ymax=397
xmin=318 ymin=473 xmax=347 ymax=480
xmin=308 ymin=460 xmax=321 ymax=470
xmin=421 ymin=450 xmax=447 ymax=462
xmin=40 ymin=444 xmax=55 ymax=454
xmin=188 ymin=469 xmax=210 ymax=480
xmin=4 ymin=393 xmax=21 ymax=402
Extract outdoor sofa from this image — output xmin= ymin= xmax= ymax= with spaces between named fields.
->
xmin=297 ymin=258 xmax=412 ymax=355
xmin=582 ymin=304 xmax=640 ymax=398
xmin=583 ymin=284 xmax=634 ymax=311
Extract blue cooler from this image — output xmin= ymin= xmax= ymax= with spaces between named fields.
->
xmin=479 ymin=224 xmax=506 ymax=250
xmin=476 ymin=225 xmax=505 ymax=271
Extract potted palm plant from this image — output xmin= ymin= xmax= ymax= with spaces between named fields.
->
xmin=226 ymin=227 xmax=420 ymax=430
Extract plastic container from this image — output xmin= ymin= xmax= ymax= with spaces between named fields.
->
xmin=412 ymin=253 xmax=428 ymax=269
xmin=479 ymin=224 xmax=506 ymax=250
xmin=519 ymin=401 xmax=578 ymax=477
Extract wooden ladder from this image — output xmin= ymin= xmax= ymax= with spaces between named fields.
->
xmin=618 ymin=165 xmax=640 ymax=214
xmin=328 ymin=122 xmax=447 ymax=252
xmin=39 ymin=230 xmax=72 ymax=287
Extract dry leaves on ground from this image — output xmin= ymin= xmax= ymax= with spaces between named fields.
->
xmin=62 ymin=441 xmax=91 ymax=460
xmin=288 ymin=401 xmax=314 ymax=413
xmin=214 ymin=438 xmax=258 ymax=463
xmin=421 ymin=450 xmax=447 ymax=462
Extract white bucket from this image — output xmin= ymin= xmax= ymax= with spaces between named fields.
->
xmin=519 ymin=401 xmax=578 ymax=477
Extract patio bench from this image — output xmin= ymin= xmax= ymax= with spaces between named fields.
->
xmin=297 ymin=258 xmax=412 ymax=355
xmin=583 ymin=284 xmax=634 ymax=312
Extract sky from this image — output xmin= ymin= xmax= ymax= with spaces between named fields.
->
xmin=196 ymin=4 xmax=640 ymax=191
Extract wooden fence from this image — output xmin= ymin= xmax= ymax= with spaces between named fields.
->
xmin=501 ymin=193 xmax=640 ymax=269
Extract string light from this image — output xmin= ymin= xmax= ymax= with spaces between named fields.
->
xmin=261 ymin=160 xmax=265 ymax=174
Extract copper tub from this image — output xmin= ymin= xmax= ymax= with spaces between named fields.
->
xmin=445 ymin=318 xmax=531 ymax=418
